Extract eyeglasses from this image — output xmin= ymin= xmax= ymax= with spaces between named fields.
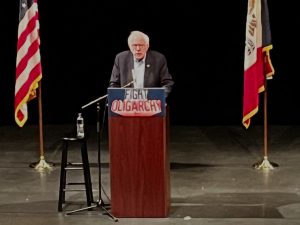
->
xmin=131 ymin=44 xmax=146 ymax=49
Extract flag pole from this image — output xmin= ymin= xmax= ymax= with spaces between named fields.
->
xmin=29 ymin=81 xmax=54 ymax=172
xmin=253 ymin=76 xmax=278 ymax=170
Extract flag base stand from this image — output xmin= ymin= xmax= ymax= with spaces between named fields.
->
xmin=252 ymin=156 xmax=279 ymax=170
xmin=29 ymin=156 xmax=54 ymax=172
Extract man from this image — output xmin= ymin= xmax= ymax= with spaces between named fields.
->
xmin=109 ymin=30 xmax=174 ymax=97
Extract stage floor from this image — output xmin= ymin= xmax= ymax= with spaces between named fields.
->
xmin=1 ymin=124 xmax=300 ymax=225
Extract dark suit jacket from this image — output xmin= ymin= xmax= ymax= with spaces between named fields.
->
xmin=109 ymin=50 xmax=174 ymax=96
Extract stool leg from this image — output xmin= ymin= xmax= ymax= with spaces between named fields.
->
xmin=81 ymin=139 xmax=94 ymax=206
xmin=58 ymin=140 xmax=68 ymax=212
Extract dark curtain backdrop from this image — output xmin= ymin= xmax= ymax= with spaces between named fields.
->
xmin=0 ymin=1 xmax=299 ymax=126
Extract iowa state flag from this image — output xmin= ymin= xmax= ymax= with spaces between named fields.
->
xmin=15 ymin=0 xmax=42 ymax=127
xmin=242 ymin=0 xmax=275 ymax=129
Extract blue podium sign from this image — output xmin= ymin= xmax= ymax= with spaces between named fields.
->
xmin=107 ymin=88 xmax=165 ymax=117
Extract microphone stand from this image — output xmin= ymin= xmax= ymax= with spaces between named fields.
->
xmin=80 ymin=80 xmax=134 ymax=109
xmin=66 ymin=95 xmax=118 ymax=222
xmin=66 ymin=81 xmax=133 ymax=221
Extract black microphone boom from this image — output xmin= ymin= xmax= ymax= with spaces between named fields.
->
xmin=81 ymin=80 xmax=134 ymax=109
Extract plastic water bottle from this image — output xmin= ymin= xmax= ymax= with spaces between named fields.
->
xmin=76 ymin=113 xmax=84 ymax=139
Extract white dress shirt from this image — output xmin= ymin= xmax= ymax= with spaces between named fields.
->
xmin=132 ymin=56 xmax=146 ymax=88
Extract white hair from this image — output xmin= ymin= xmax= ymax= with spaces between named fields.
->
xmin=127 ymin=31 xmax=150 ymax=46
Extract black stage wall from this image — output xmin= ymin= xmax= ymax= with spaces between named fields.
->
xmin=0 ymin=1 xmax=299 ymax=126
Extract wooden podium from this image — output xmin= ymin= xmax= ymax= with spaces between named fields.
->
xmin=108 ymin=88 xmax=170 ymax=218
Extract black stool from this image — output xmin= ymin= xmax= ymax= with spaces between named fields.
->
xmin=58 ymin=137 xmax=94 ymax=212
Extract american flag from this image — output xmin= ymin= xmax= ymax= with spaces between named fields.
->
xmin=15 ymin=0 xmax=42 ymax=127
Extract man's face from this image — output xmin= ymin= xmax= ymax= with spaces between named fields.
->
xmin=129 ymin=36 xmax=149 ymax=60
